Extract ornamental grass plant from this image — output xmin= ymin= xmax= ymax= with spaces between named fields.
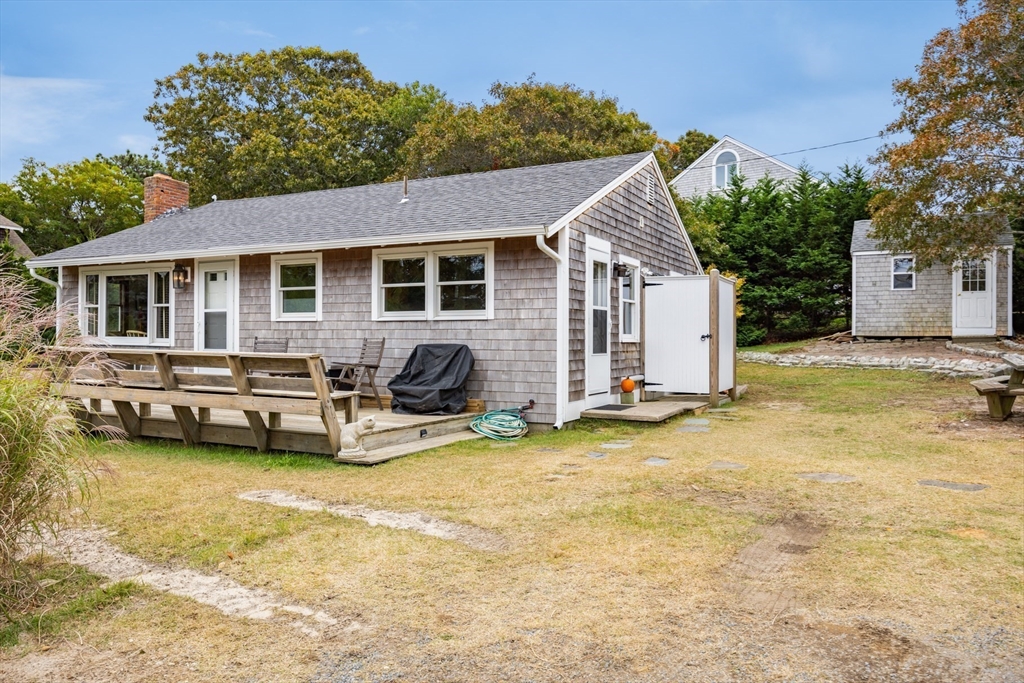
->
xmin=0 ymin=258 xmax=96 ymax=619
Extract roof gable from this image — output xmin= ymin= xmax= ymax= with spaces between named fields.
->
xmin=669 ymin=135 xmax=802 ymax=186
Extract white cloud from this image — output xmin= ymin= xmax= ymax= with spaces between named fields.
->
xmin=353 ymin=26 xmax=371 ymax=36
xmin=216 ymin=21 xmax=275 ymax=38
xmin=0 ymin=72 xmax=102 ymax=147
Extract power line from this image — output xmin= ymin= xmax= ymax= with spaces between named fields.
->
xmin=676 ymin=133 xmax=884 ymax=176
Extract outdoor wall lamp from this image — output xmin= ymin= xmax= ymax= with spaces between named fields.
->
xmin=172 ymin=264 xmax=191 ymax=290
xmin=612 ymin=262 xmax=631 ymax=278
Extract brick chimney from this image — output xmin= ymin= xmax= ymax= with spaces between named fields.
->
xmin=144 ymin=173 xmax=190 ymax=223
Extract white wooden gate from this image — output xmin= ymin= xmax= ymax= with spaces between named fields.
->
xmin=644 ymin=270 xmax=736 ymax=403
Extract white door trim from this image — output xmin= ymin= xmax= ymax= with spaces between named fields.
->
xmin=584 ymin=234 xmax=612 ymax=408
xmin=194 ymin=258 xmax=240 ymax=352
xmin=952 ymin=250 xmax=997 ymax=337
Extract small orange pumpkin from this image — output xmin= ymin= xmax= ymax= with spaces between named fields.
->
xmin=620 ymin=377 xmax=636 ymax=393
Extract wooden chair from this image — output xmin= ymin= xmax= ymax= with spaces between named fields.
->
xmin=253 ymin=337 xmax=289 ymax=353
xmin=330 ymin=338 xmax=385 ymax=410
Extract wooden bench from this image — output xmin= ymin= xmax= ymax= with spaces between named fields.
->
xmin=971 ymin=353 xmax=1024 ymax=420
xmin=57 ymin=348 xmax=359 ymax=457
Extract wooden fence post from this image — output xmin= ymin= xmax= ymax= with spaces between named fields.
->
xmin=729 ymin=280 xmax=738 ymax=402
xmin=709 ymin=269 xmax=720 ymax=408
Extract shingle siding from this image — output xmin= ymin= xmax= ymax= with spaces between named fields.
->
xmin=670 ymin=139 xmax=799 ymax=199
xmin=568 ymin=161 xmax=701 ymax=402
xmin=854 ymin=252 xmax=1011 ymax=337
xmin=235 ymin=237 xmax=558 ymax=423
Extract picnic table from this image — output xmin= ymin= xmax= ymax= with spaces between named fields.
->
xmin=970 ymin=353 xmax=1024 ymax=420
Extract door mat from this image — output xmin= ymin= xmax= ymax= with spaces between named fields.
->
xmin=593 ymin=404 xmax=634 ymax=411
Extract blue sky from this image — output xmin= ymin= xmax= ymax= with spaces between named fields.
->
xmin=0 ymin=0 xmax=958 ymax=183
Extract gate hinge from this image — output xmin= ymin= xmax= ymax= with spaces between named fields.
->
xmin=701 ymin=333 xmax=713 ymax=341
xmin=643 ymin=381 xmax=663 ymax=386
xmin=642 ymin=282 xmax=663 ymax=288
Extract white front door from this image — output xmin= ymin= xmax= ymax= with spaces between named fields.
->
xmin=585 ymin=237 xmax=611 ymax=406
xmin=953 ymin=256 xmax=996 ymax=336
xmin=197 ymin=261 xmax=236 ymax=351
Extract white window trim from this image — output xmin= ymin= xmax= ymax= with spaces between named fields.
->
xmin=891 ymin=255 xmax=916 ymax=291
xmin=372 ymin=242 xmax=494 ymax=322
xmin=78 ymin=262 xmax=175 ymax=346
xmin=618 ymin=254 xmax=641 ymax=343
xmin=712 ymin=149 xmax=739 ymax=190
xmin=270 ymin=253 xmax=323 ymax=322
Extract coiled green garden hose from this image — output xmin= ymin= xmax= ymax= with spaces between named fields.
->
xmin=470 ymin=406 xmax=531 ymax=441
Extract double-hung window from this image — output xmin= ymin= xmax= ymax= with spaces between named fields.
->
xmin=79 ymin=266 xmax=173 ymax=344
xmin=892 ymin=256 xmax=915 ymax=290
xmin=271 ymin=254 xmax=322 ymax=321
xmin=373 ymin=243 xmax=493 ymax=321
xmin=618 ymin=255 xmax=640 ymax=342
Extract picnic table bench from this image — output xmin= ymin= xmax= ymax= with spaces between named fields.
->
xmin=971 ymin=353 xmax=1024 ymax=420
xmin=58 ymin=348 xmax=359 ymax=457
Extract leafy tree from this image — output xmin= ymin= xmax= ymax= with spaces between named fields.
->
xmin=400 ymin=78 xmax=658 ymax=177
xmin=95 ymin=150 xmax=167 ymax=183
xmin=662 ymin=129 xmax=719 ymax=178
xmin=688 ymin=166 xmax=865 ymax=344
xmin=870 ymin=0 xmax=1023 ymax=267
xmin=0 ymin=158 xmax=143 ymax=255
xmin=146 ymin=47 xmax=443 ymax=201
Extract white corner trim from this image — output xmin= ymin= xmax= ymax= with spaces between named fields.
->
xmin=545 ymin=154 xmax=656 ymax=238
xmin=851 ymin=256 xmax=857 ymax=336
xmin=536 ymin=231 xmax=570 ymax=429
xmin=270 ymin=252 xmax=323 ymax=322
xmin=1007 ymin=246 xmax=1014 ymax=337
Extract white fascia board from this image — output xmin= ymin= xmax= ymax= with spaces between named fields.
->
xmin=544 ymin=154 xmax=656 ymax=238
xmin=669 ymin=135 xmax=803 ymax=186
xmin=25 ymin=224 xmax=547 ymax=268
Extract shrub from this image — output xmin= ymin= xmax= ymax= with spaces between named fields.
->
xmin=0 ymin=258 xmax=95 ymax=618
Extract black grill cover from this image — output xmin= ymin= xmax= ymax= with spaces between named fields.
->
xmin=387 ymin=344 xmax=475 ymax=415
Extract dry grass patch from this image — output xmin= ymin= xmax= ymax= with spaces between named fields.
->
xmin=2 ymin=363 xmax=1022 ymax=681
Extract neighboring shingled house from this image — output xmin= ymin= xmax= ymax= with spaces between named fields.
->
xmin=27 ymin=153 xmax=704 ymax=427
xmin=1 ymin=214 xmax=35 ymax=259
xmin=851 ymin=219 xmax=1014 ymax=338
xmin=669 ymin=136 xmax=800 ymax=198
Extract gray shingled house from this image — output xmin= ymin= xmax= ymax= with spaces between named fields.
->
xmin=851 ymin=219 xmax=1014 ymax=338
xmin=1 ymin=214 xmax=35 ymax=260
xmin=669 ymin=136 xmax=800 ymax=198
xmin=27 ymin=152 xmax=703 ymax=427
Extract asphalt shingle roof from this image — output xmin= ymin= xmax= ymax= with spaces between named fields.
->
xmin=29 ymin=152 xmax=652 ymax=266
xmin=851 ymin=218 xmax=1014 ymax=254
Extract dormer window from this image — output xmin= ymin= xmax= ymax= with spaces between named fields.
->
xmin=714 ymin=150 xmax=738 ymax=189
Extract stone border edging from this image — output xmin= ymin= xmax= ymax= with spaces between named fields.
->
xmin=738 ymin=351 xmax=1008 ymax=378
xmin=944 ymin=340 xmax=1007 ymax=359
xmin=1002 ymin=338 xmax=1024 ymax=351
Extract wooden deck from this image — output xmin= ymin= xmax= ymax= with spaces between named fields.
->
xmin=81 ymin=401 xmax=483 ymax=464
xmin=581 ymin=400 xmax=708 ymax=423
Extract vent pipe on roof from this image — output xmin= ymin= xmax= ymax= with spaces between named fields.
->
xmin=400 ymin=176 xmax=409 ymax=203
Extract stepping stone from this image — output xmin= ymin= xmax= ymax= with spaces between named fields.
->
xmin=600 ymin=442 xmax=633 ymax=449
xmin=708 ymin=460 xmax=747 ymax=470
xmin=684 ymin=418 xmax=710 ymax=426
xmin=918 ymin=479 xmax=989 ymax=492
xmin=707 ymin=407 xmax=737 ymax=413
xmin=644 ymin=457 xmax=669 ymax=466
xmin=677 ymin=426 xmax=710 ymax=433
xmin=535 ymin=447 xmax=563 ymax=453
xmin=587 ymin=452 xmax=607 ymax=459
xmin=796 ymin=472 xmax=857 ymax=483
xmin=708 ymin=415 xmax=740 ymax=421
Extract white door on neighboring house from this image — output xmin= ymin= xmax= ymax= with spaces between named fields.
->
xmin=585 ymin=236 xmax=611 ymax=406
xmin=954 ymin=256 xmax=996 ymax=336
xmin=197 ymin=261 xmax=236 ymax=352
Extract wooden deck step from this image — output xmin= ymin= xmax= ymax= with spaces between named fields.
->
xmin=581 ymin=400 xmax=708 ymax=423
xmin=343 ymin=431 xmax=484 ymax=465
xmin=361 ymin=413 xmax=479 ymax=451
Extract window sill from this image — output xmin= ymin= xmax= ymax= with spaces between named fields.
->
xmin=272 ymin=314 xmax=321 ymax=323
xmin=620 ymin=338 xmax=640 ymax=344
